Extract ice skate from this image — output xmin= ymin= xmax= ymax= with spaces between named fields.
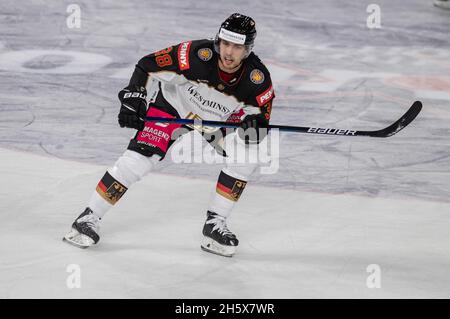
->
xmin=63 ymin=207 xmax=101 ymax=249
xmin=201 ymin=211 xmax=239 ymax=257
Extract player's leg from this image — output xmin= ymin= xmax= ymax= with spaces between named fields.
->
xmin=64 ymin=99 xmax=186 ymax=248
xmin=63 ymin=150 xmax=160 ymax=248
xmin=201 ymin=132 xmax=259 ymax=257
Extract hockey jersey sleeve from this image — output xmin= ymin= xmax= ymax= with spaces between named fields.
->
xmin=128 ymin=41 xmax=193 ymax=87
xmin=242 ymin=73 xmax=275 ymax=124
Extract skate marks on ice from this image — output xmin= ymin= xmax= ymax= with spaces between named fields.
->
xmin=1 ymin=41 xmax=449 ymax=201
xmin=1 ymin=147 xmax=450 ymax=298
xmin=262 ymin=43 xmax=450 ymax=200
xmin=0 ymin=2 xmax=450 ymax=197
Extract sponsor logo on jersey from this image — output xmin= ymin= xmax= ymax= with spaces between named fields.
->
xmin=197 ymin=48 xmax=212 ymax=61
xmin=250 ymin=69 xmax=265 ymax=84
xmin=186 ymin=85 xmax=231 ymax=115
xmin=142 ymin=126 xmax=171 ymax=141
xmin=256 ymin=85 xmax=274 ymax=106
xmin=178 ymin=41 xmax=192 ymax=70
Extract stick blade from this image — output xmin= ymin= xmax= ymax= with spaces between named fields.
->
xmin=361 ymin=101 xmax=422 ymax=137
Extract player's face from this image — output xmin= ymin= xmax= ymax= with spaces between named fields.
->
xmin=218 ymin=39 xmax=247 ymax=72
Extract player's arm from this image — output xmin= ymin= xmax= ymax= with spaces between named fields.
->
xmin=238 ymin=78 xmax=275 ymax=144
xmin=128 ymin=44 xmax=184 ymax=87
xmin=118 ymin=43 xmax=187 ymax=130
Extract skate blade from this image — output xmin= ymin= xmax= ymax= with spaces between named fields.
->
xmin=63 ymin=229 xmax=95 ymax=249
xmin=201 ymin=236 xmax=236 ymax=257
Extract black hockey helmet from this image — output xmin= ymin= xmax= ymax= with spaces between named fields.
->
xmin=214 ymin=13 xmax=257 ymax=58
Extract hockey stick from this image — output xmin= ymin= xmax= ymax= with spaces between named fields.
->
xmin=144 ymin=101 xmax=422 ymax=138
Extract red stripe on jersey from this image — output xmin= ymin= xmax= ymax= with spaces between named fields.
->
xmin=256 ymin=85 xmax=275 ymax=106
xmin=178 ymin=41 xmax=192 ymax=70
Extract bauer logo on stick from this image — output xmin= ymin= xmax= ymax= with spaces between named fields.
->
xmin=308 ymin=128 xmax=357 ymax=135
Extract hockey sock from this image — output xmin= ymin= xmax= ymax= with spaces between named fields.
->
xmin=208 ymin=170 xmax=247 ymax=218
xmin=87 ymin=171 xmax=128 ymax=218
xmin=87 ymin=150 xmax=160 ymax=218
xmin=95 ymin=171 xmax=128 ymax=205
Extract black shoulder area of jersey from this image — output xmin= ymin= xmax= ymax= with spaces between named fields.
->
xmin=234 ymin=52 xmax=273 ymax=107
xmin=189 ymin=39 xmax=216 ymax=64
xmin=242 ymin=52 xmax=272 ymax=89
xmin=177 ymin=39 xmax=217 ymax=82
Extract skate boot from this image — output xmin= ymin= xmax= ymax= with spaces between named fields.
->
xmin=63 ymin=207 xmax=101 ymax=249
xmin=201 ymin=211 xmax=239 ymax=257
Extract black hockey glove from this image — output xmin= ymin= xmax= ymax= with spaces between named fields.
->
xmin=238 ymin=113 xmax=269 ymax=144
xmin=118 ymin=85 xmax=147 ymax=131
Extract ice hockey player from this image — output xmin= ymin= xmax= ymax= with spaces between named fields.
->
xmin=63 ymin=13 xmax=275 ymax=257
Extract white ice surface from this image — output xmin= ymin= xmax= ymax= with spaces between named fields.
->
xmin=0 ymin=147 xmax=449 ymax=298
xmin=1 ymin=0 xmax=450 ymax=298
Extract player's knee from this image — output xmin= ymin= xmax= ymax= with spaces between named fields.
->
xmin=109 ymin=150 xmax=159 ymax=186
